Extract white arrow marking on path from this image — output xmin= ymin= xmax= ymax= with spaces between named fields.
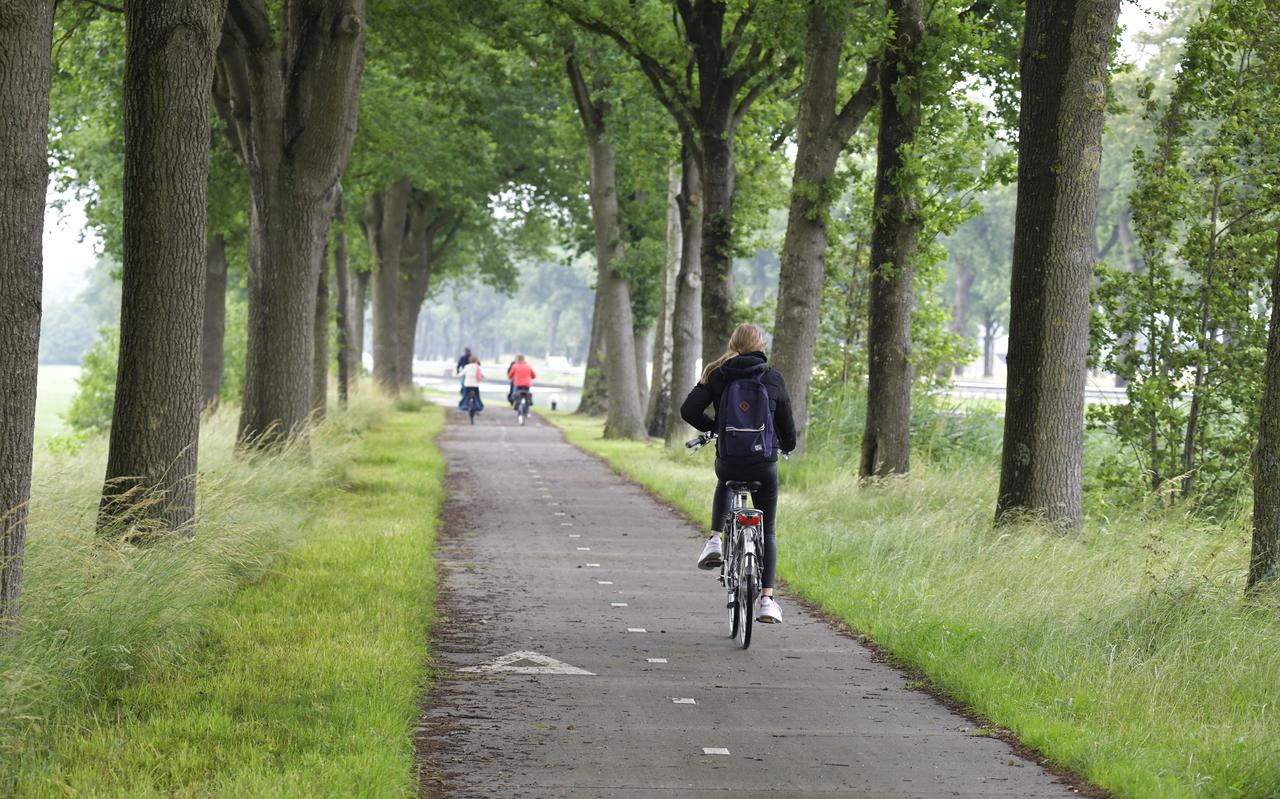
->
xmin=459 ymin=651 xmax=594 ymax=676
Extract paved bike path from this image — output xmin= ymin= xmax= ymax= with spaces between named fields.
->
xmin=418 ymin=409 xmax=1077 ymax=798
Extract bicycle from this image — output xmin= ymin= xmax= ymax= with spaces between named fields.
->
xmin=462 ymin=390 xmax=482 ymax=424
xmin=514 ymin=388 xmax=532 ymax=426
xmin=686 ymin=431 xmax=764 ymax=649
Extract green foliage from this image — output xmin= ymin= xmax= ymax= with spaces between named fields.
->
xmin=64 ymin=325 xmax=118 ymax=435
xmin=1091 ymin=0 xmax=1280 ymax=509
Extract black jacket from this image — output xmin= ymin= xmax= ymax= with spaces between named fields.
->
xmin=680 ymin=352 xmax=798 ymax=458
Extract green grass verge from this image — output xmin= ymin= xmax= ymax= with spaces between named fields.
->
xmin=3 ymin=403 xmax=445 ymax=797
xmin=546 ymin=411 xmax=1280 ymax=799
xmin=34 ymin=364 xmax=80 ymax=441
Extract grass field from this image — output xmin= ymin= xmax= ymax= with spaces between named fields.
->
xmin=547 ymin=411 xmax=1280 ymax=799
xmin=2 ymin=401 xmax=446 ymax=797
xmin=34 ymin=364 xmax=80 ymax=441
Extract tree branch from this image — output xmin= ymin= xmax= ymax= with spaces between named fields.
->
xmin=831 ymin=57 xmax=881 ymax=145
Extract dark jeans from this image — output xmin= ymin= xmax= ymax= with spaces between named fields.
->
xmin=711 ymin=459 xmax=778 ymax=589
xmin=459 ymin=386 xmax=483 ymax=411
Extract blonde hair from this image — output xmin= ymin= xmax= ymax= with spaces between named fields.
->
xmin=469 ymin=355 xmax=479 ymax=364
xmin=699 ymin=323 xmax=766 ymax=384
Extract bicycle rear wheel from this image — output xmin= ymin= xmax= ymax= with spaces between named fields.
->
xmin=736 ymin=572 xmax=755 ymax=649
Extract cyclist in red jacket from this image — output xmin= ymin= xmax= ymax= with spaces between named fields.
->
xmin=508 ymin=354 xmax=536 ymax=408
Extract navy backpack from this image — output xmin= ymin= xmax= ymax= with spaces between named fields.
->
xmin=716 ymin=370 xmax=775 ymax=464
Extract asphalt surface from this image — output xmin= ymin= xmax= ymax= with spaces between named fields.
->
xmin=418 ymin=407 xmax=1079 ymax=798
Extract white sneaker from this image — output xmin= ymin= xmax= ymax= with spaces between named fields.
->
xmin=696 ymin=535 xmax=723 ymax=570
xmin=755 ymin=596 xmax=782 ymax=624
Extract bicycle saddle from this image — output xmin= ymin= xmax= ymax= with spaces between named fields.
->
xmin=725 ymin=480 xmax=761 ymax=492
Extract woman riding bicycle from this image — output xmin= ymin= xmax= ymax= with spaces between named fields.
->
xmin=507 ymin=354 xmax=536 ymax=408
xmin=459 ymin=355 xmax=484 ymax=420
xmin=680 ymin=323 xmax=796 ymax=624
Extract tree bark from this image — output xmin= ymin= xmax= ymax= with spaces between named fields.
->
xmin=101 ymin=0 xmax=224 ymax=536
xmin=312 ymin=242 xmax=329 ymax=419
xmin=201 ymin=233 xmax=228 ymax=410
xmin=634 ymin=325 xmax=650 ymax=412
xmin=0 ymin=0 xmax=54 ymax=629
xmin=353 ymin=268 xmax=369 ymax=370
xmin=567 ymin=55 xmax=647 ymax=439
xmin=666 ymin=138 xmax=704 ymax=446
xmin=646 ymin=162 xmax=682 ymax=438
xmin=367 ymin=178 xmax=411 ymax=392
xmin=698 ymin=122 xmax=737 ymax=363
xmin=216 ymin=0 xmax=364 ymax=446
xmin=396 ymin=198 xmax=457 ymax=390
xmin=860 ymin=0 xmax=924 ymax=479
xmin=1248 ymin=230 xmax=1280 ymax=589
xmin=996 ymin=0 xmax=1120 ymax=527
xmin=577 ymin=287 xmax=608 ymax=415
xmin=333 ymin=191 xmax=351 ymax=406
xmin=775 ymin=4 xmax=879 ymax=455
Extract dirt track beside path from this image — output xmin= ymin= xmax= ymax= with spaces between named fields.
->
xmin=417 ymin=409 xmax=1079 ymax=798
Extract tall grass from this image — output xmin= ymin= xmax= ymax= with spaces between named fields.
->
xmin=0 ymin=396 xmax=384 ymax=764
xmin=550 ymin=410 xmax=1280 ymax=798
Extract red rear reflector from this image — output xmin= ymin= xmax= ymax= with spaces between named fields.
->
xmin=737 ymin=512 xmax=761 ymax=526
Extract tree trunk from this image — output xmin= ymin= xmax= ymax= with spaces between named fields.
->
xmin=1249 ymin=230 xmax=1280 ymax=590
xmin=353 ymin=268 xmax=369 ymax=370
xmin=995 ymin=0 xmax=1120 ymax=527
xmin=333 ymin=192 xmax=350 ymax=406
xmin=634 ymin=325 xmax=650 ymax=412
xmin=646 ymin=162 xmax=682 ymax=438
xmin=201 ymin=232 xmax=228 ymax=410
xmin=216 ymin=0 xmax=364 ymax=447
xmin=396 ymin=201 xmax=456 ymax=390
xmin=567 ymin=56 xmax=647 ymax=439
xmin=983 ymin=321 xmax=997 ymax=378
xmin=950 ymin=259 xmax=975 ymax=375
xmin=101 ymin=0 xmax=223 ymax=536
xmin=312 ymin=242 xmax=329 ymax=419
xmin=367 ymin=178 xmax=410 ymax=392
xmin=860 ymin=0 xmax=924 ymax=480
xmin=547 ymin=306 xmax=562 ymax=359
xmin=699 ymin=123 xmax=737 ymax=363
xmin=0 ymin=0 xmax=54 ymax=629
xmin=775 ymin=5 xmax=879 ymax=455
xmin=577 ymin=287 xmax=608 ymax=415
xmin=666 ymin=138 xmax=704 ymax=446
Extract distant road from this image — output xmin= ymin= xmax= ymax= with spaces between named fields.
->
xmin=946 ymin=379 xmax=1127 ymax=406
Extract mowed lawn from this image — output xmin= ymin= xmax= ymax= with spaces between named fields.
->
xmin=7 ymin=407 xmax=446 ymax=797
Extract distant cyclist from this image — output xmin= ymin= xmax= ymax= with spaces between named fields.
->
xmin=680 ymin=323 xmax=796 ymax=624
xmin=459 ymin=355 xmax=484 ymax=419
xmin=508 ymin=354 xmax=536 ymax=409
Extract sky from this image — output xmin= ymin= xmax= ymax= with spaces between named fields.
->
xmin=39 ymin=0 xmax=1172 ymax=304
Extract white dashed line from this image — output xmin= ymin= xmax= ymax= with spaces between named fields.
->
xmin=646 ymin=658 xmax=667 ymax=663
xmin=586 ymin=563 xmax=601 ymax=567
xmin=611 ymin=602 xmax=627 ymax=607
xmin=627 ymin=627 xmax=646 ymax=633
xmin=577 ymin=547 xmax=591 ymax=551
xmin=702 ymin=747 xmax=730 ymax=756
xmin=568 ymin=534 xmax=581 ymax=538
xmin=672 ymin=698 xmax=696 ymax=704
xmin=597 ymin=580 xmax=613 ymax=585
xmin=561 ymin=522 xmax=574 ymax=526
